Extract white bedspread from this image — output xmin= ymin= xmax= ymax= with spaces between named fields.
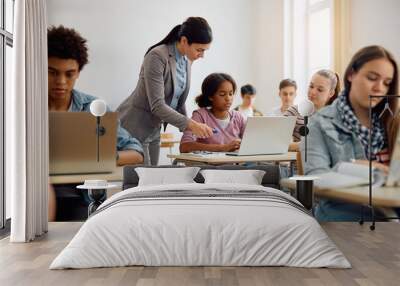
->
xmin=50 ymin=183 xmax=350 ymax=269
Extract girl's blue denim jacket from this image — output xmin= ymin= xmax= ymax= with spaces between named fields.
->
xmin=301 ymin=99 xmax=366 ymax=175
xmin=300 ymin=99 xmax=371 ymax=221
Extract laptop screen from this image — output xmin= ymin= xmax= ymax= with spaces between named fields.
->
xmin=226 ymin=116 xmax=296 ymax=156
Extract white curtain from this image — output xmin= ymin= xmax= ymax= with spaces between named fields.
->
xmin=8 ymin=0 xmax=48 ymax=242
xmin=333 ymin=0 xmax=351 ymax=77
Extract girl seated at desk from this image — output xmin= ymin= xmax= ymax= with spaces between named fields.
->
xmin=303 ymin=45 xmax=399 ymax=221
xmin=284 ymin=69 xmax=341 ymax=143
xmin=180 ymin=73 xmax=246 ymax=153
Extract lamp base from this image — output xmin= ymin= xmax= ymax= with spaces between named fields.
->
xmin=295 ymin=180 xmax=314 ymax=210
xmin=87 ymin=188 xmax=106 ymax=216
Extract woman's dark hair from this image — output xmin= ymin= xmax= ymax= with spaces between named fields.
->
xmin=195 ymin=73 xmax=237 ymax=108
xmin=48 ymin=25 xmax=89 ymax=71
xmin=314 ymin=69 xmax=341 ymax=105
xmin=240 ymin=84 xmax=256 ymax=96
xmin=389 ymin=115 xmax=400 ymax=157
xmin=146 ymin=17 xmax=212 ymax=55
xmin=279 ymin=79 xmax=297 ymax=91
xmin=343 ymin=45 xmax=399 ymax=155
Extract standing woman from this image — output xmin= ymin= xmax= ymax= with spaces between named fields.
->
xmin=118 ymin=17 xmax=214 ymax=165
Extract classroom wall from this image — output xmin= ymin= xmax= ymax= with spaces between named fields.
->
xmin=351 ymin=0 xmax=400 ymax=60
xmin=46 ymin=0 xmax=399 ymax=165
xmin=47 ymin=0 xmax=285 ymax=164
xmin=47 ymin=0 xmax=283 ymax=113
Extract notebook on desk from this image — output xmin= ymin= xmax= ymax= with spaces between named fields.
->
xmin=312 ymin=129 xmax=400 ymax=188
xmin=226 ymin=116 xmax=296 ymax=156
xmin=49 ymin=112 xmax=118 ymax=175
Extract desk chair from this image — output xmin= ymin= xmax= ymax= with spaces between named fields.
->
xmin=296 ymin=151 xmax=304 ymax=175
xmin=288 ymin=142 xmax=304 ymax=175
xmin=160 ymin=132 xmax=174 ymax=149
xmin=160 ymin=133 xmax=179 ymax=164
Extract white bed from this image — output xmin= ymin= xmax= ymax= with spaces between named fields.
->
xmin=50 ymin=183 xmax=350 ymax=269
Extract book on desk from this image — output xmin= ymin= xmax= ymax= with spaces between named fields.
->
xmin=313 ymin=162 xmax=386 ymax=189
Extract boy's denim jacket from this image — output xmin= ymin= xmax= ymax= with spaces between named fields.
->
xmin=301 ymin=99 xmax=367 ymax=175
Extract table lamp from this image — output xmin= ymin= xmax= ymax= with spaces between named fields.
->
xmin=89 ymin=99 xmax=107 ymax=162
xmin=298 ymin=99 xmax=315 ymax=162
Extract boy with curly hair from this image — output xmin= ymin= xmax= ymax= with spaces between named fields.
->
xmin=48 ymin=26 xmax=143 ymax=221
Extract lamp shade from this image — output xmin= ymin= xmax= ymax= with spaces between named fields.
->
xmin=298 ymin=99 xmax=315 ymax=117
xmin=89 ymin=99 xmax=107 ymax=117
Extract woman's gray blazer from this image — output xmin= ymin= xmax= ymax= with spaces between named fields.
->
xmin=117 ymin=44 xmax=191 ymax=142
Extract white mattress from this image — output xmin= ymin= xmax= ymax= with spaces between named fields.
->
xmin=50 ymin=183 xmax=350 ymax=269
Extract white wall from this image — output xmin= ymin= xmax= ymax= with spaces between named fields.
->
xmin=351 ymin=0 xmax=400 ymax=60
xmin=46 ymin=0 xmax=400 ymax=164
xmin=253 ymin=0 xmax=285 ymax=113
xmin=47 ymin=0 xmax=266 ymax=112
xmin=47 ymin=0 xmax=284 ymax=164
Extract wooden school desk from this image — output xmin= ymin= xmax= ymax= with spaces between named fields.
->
xmin=50 ymin=166 xmax=124 ymax=197
xmin=280 ymin=178 xmax=400 ymax=207
xmin=49 ymin=166 xmax=123 ymax=184
xmin=168 ymin=152 xmax=297 ymax=175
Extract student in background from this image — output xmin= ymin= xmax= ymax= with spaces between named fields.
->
xmin=303 ymin=45 xmax=399 ymax=221
xmin=117 ymin=17 xmax=214 ymax=165
xmin=180 ymin=73 xmax=245 ymax=153
xmin=234 ymin=84 xmax=263 ymax=118
xmin=268 ymin=79 xmax=297 ymax=116
xmin=47 ymin=26 xmax=144 ymax=221
xmin=284 ymin=70 xmax=340 ymax=142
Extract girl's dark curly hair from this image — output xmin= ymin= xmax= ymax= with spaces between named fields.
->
xmin=195 ymin=73 xmax=236 ymax=108
xmin=48 ymin=25 xmax=89 ymax=71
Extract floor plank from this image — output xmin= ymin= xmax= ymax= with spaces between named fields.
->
xmin=0 ymin=222 xmax=399 ymax=286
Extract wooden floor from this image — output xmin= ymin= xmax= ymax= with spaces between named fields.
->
xmin=0 ymin=222 xmax=399 ymax=286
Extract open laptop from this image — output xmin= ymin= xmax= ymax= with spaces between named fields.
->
xmin=226 ymin=116 xmax=296 ymax=156
xmin=49 ymin=112 xmax=118 ymax=175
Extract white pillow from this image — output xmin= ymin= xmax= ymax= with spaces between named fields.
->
xmin=135 ymin=167 xmax=200 ymax=186
xmin=200 ymin=169 xmax=266 ymax=185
